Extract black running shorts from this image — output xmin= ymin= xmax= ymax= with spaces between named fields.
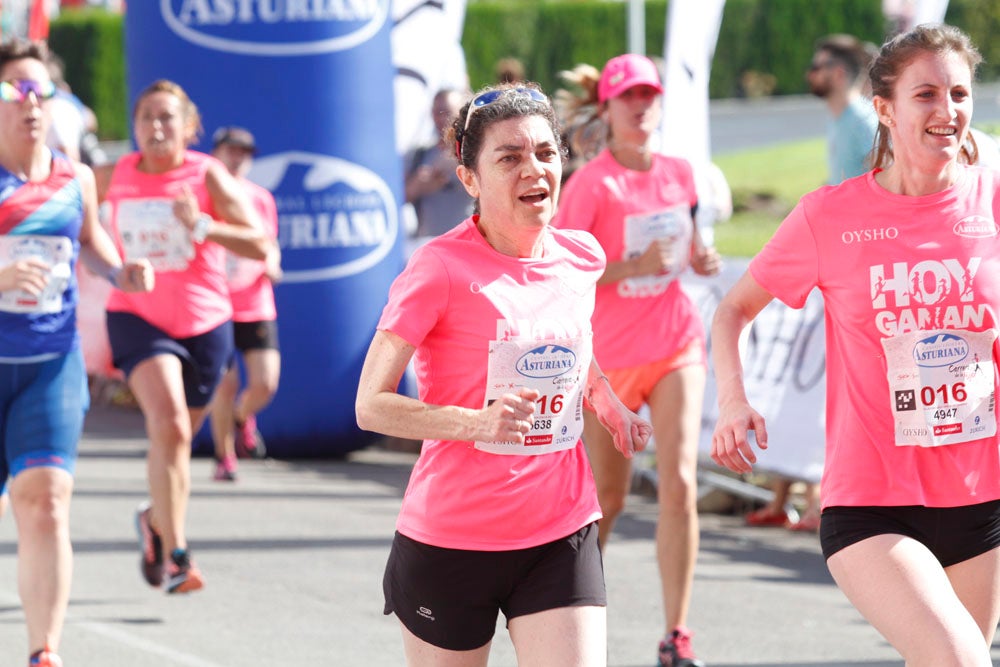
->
xmin=383 ymin=522 xmax=606 ymax=651
xmin=233 ymin=319 xmax=279 ymax=353
xmin=820 ymin=499 xmax=1000 ymax=567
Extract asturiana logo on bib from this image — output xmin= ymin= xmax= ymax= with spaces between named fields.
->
xmin=516 ymin=345 xmax=577 ymax=379
xmin=162 ymin=0 xmax=390 ymax=56
xmin=953 ymin=216 xmax=999 ymax=238
xmin=249 ymin=151 xmax=398 ymax=284
xmin=912 ymin=332 xmax=969 ymax=368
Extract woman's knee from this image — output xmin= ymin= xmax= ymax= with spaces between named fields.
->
xmin=11 ymin=472 xmax=71 ymax=534
xmin=656 ymin=469 xmax=698 ymax=513
xmin=146 ymin=410 xmax=192 ymax=448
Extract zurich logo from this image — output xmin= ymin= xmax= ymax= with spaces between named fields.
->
xmin=162 ymin=0 xmax=390 ymax=56
xmin=516 ymin=345 xmax=577 ymax=379
xmin=249 ymin=151 xmax=399 ymax=283
xmin=912 ymin=332 xmax=969 ymax=368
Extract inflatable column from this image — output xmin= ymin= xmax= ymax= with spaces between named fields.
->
xmin=125 ymin=2 xmax=405 ymax=456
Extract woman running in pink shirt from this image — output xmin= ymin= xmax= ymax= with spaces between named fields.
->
xmin=96 ymin=80 xmax=268 ymax=595
xmin=552 ymin=54 xmax=721 ymax=667
xmin=356 ymin=83 xmax=650 ymax=666
xmin=712 ymin=24 xmax=1000 ymax=665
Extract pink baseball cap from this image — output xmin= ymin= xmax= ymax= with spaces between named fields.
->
xmin=598 ymin=54 xmax=664 ymax=103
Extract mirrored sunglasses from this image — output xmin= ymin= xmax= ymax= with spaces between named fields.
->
xmin=463 ymin=87 xmax=549 ymax=131
xmin=0 ymin=79 xmax=57 ymax=103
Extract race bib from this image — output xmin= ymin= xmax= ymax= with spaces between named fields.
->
xmin=116 ymin=198 xmax=193 ymax=272
xmin=0 ymin=235 xmax=73 ymax=314
xmin=475 ymin=335 xmax=590 ymax=455
xmin=619 ymin=204 xmax=692 ymax=298
xmin=882 ymin=328 xmax=997 ymax=447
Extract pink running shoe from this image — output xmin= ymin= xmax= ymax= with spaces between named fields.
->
xmin=234 ymin=414 xmax=266 ymax=459
xmin=29 ymin=646 xmax=63 ymax=666
xmin=213 ymin=455 xmax=238 ymax=482
xmin=658 ymin=626 xmax=705 ymax=667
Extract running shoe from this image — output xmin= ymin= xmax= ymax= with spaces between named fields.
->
xmin=28 ymin=647 xmax=63 ymax=666
xmin=135 ymin=501 xmax=164 ymax=587
xmin=213 ymin=455 xmax=238 ymax=482
xmin=234 ymin=414 xmax=266 ymax=459
xmin=657 ymin=626 xmax=705 ymax=667
xmin=165 ymin=548 xmax=204 ymax=594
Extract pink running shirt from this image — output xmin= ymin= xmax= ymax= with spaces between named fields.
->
xmin=378 ymin=217 xmax=605 ymax=550
xmin=553 ymin=149 xmax=703 ymax=369
xmin=228 ymin=179 xmax=277 ymax=322
xmin=105 ymin=151 xmax=232 ymax=338
xmin=751 ymin=168 xmax=1000 ymax=509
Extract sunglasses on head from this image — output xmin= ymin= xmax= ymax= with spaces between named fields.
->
xmin=0 ymin=79 xmax=57 ymax=103
xmin=463 ymin=87 xmax=549 ymax=131
xmin=456 ymin=87 xmax=549 ymax=160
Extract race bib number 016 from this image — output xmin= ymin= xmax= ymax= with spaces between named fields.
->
xmin=882 ymin=328 xmax=997 ymax=447
xmin=475 ymin=336 xmax=590 ymax=455
xmin=0 ymin=235 xmax=73 ymax=314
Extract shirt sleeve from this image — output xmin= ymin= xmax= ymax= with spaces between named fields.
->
xmin=749 ymin=199 xmax=821 ymax=309
xmin=377 ymin=244 xmax=449 ymax=347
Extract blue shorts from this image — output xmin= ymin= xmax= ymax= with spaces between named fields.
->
xmin=106 ymin=312 xmax=233 ymax=409
xmin=0 ymin=349 xmax=88 ymax=495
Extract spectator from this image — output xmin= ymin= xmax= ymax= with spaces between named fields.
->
xmin=403 ymin=88 xmax=473 ymax=243
xmin=494 ymin=56 xmax=525 ymax=84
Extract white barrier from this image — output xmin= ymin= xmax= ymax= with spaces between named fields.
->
xmin=686 ymin=259 xmax=826 ymax=484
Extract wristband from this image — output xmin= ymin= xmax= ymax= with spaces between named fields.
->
xmin=106 ymin=266 xmax=122 ymax=287
xmin=192 ymin=214 xmax=211 ymax=243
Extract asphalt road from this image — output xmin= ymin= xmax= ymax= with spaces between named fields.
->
xmin=709 ymin=82 xmax=1000 ymax=154
xmin=1 ymin=403 xmax=999 ymax=665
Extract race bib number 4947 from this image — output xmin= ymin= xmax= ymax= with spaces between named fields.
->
xmin=882 ymin=328 xmax=997 ymax=447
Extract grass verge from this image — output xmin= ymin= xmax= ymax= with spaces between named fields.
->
xmin=712 ymin=137 xmax=826 ymax=257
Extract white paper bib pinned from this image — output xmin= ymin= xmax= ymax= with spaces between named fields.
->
xmin=475 ymin=335 xmax=590 ymax=455
xmin=882 ymin=328 xmax=997 ymax=447
xmin=0 ymin=235 xmax=73 ymax=314
xmin=117 ymin=198 xmax=194 ymax=272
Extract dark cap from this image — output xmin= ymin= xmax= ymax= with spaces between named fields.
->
xmin=212 ymin=126 xmax=257 ymax=153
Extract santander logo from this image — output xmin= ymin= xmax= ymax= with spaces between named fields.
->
xmin=161 ymin=0 xmax=390 ymax=56
xmin=953 ymin=215 xmax=999 ymax=238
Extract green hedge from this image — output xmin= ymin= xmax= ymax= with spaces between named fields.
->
xmin=46 ymin=1 xmax=1000 ymax=141
xmin=945 ymin=0 xmax=1000 ymax=81
xmin=48 ymin=8 xmax=127 ymax=141
xmin=463 ymin=0 xmax=884 ymax=97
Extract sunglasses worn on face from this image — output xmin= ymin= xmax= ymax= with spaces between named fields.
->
xmin=463 ymin=87 xmax=549 ymax=131
xmin=0 ymin=79 xmax=57 ymax=103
